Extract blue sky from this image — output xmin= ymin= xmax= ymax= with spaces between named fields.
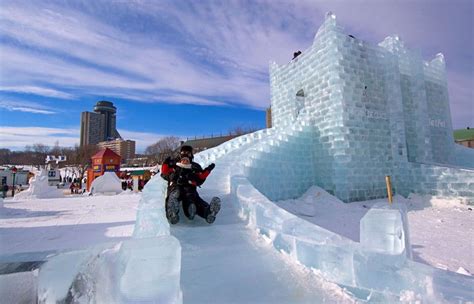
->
xmin=0 ymin=0 xmax=472 ymax=152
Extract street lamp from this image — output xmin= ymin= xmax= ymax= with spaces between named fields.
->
xmin=11 ymin=166 xmax=17 ymax=197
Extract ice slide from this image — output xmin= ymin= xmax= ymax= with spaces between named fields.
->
xmin=130 ymin=128 xmax=350 ymax=303
xmin=133 ymin=125 xmax=473 ymax=303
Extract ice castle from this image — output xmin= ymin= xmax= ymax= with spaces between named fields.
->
xmin=260 ymin=12 xmax=474 ymax=202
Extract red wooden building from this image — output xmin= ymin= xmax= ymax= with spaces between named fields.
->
xmin=86 ymin=148 xmax=121 ymax=191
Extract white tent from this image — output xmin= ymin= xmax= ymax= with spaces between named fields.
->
xmin=90 ymin=172 xmax=122 ymax=195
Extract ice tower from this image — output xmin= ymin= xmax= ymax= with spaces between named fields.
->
xmin=266 ymin=12 xmax=474 ymax=202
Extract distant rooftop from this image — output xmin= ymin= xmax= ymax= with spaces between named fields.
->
xmin=91 ymin=148 xmax=121 ymax=159
xmin=182 ymin=134 xmax=237 ymax=151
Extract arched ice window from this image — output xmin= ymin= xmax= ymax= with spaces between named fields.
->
xmin=295 ymin=89 xmax=305 ymax=118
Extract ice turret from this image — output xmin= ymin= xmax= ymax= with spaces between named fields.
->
xmin=430 ymin=52 xmax=446 ymax=68
xmin=314 ymin=11 xmax=343 ymax=42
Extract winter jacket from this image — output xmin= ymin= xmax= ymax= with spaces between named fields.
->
xmin=161 ymin=158 xmax=212 ymax=189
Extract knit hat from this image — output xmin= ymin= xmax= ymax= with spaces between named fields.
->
xmin=179 ymin=145 xmax=194 ymax=160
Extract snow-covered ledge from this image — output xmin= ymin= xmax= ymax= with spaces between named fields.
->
xmin=230 ymin=175 xmax=474 ymax=302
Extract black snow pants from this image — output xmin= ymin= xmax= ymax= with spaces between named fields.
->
xmin=166 ymin=185 xmax=211 ymax=219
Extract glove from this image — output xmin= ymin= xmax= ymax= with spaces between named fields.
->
xmin=163 ymin=156 xmax=176 ymax=168
xmin=205 ymin=163 xmax=215 ymax=172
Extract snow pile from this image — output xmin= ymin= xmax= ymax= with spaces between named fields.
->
xmin=12 ymin=170 xmax=63 ymax=200
xmin=90 ymin=172 xmax=122 ymax=195
xmin=277 ymin=186 xmax=344 ymax=217
xmin=407 ymin=193 xmax=472 ymax=208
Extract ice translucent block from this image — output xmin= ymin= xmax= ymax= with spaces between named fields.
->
xmin=360 ymin=202 xmax=410 ymax=256
xmin=133 ymin=175 xmax=170 ymax=238
xmin=119 ymin=237 xmax=182 ymax=303
xmin=38 ymin=249 xmax=100 ymax=303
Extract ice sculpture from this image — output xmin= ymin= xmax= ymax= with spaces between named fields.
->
xmin=90 ymin=172 xmax=123 ymax=195
xmin=13 ymin=169 xmax=64 ymax=200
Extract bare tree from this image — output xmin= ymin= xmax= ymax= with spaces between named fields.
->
xmin=72 ymin=144 xmax=98 ymax=185
xmin=228 ymin=125 xmax=260 ymax=136
xmin=32 ymin=143 xmax=50 ymax=154
xmin=50 ymin=141 xmax=61 ymax=156
xmin=145 ymin=136 xmax=181 ymax=163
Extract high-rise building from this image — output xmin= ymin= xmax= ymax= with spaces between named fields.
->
xmin=80 ymin=101 xmax=121 ymax=146
xmin=97 ymin=139 xmax=136 ymax=161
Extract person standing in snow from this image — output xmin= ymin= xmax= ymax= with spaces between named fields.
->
xmin=2 ymin=184 xmax=8 ymax=198
xmin=160 ymin=145 xmax=220 ymax=225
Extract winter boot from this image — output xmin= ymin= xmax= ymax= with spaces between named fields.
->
xmin=206 ymin=197 xmax=221 ymax=224
xmin=166 ymin=191 xmax=181 ymax=225
xmin=187 ymin=203 xmax=196 ymax=220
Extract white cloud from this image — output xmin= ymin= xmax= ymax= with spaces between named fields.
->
xmin=118 ymin=129 xmax=185 ymax=153
xmin=0 ymin=100 xmax=57 ymax=114
xmin=0 ymin=1 xmax=301 ymax=108
xmin=0 ymin=86 xmax=75 ymax=99
xmin=0 ymin=126 xmax=79 ymax=149
xmin=0 ymin=0 xmax=470 ymax=116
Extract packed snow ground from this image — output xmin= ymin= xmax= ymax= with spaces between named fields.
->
xmin=0 ymin=192 xmax=140 ymax=254
xmin=0 ymin=186 xmax=472 ymax=302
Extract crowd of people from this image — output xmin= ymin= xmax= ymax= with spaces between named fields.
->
xmin=69 ymin=179 xmax=85 ymax=194
xmin=121 ymin=178 xmax=148 ymax=191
